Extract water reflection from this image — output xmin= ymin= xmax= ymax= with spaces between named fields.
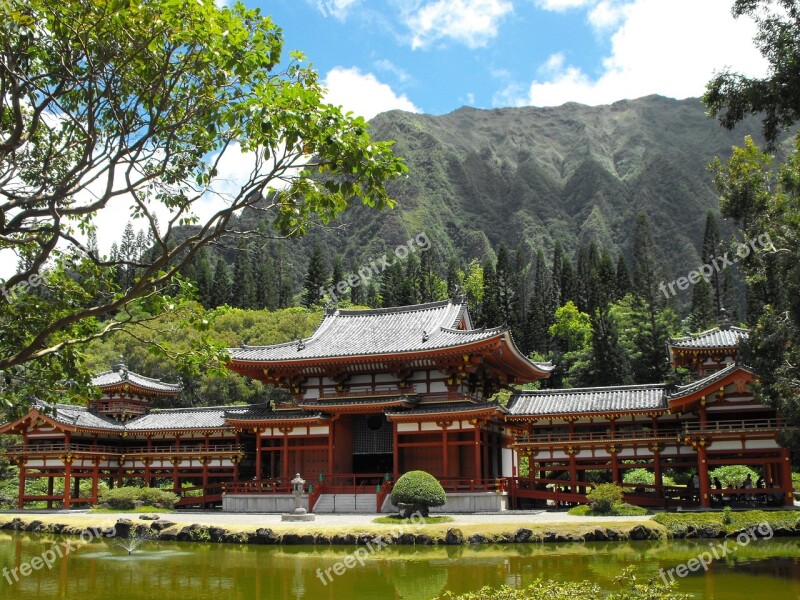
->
xmin=0 ymin=533 xmax=799 ymax=600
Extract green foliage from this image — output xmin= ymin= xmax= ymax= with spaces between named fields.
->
xmin=0 ymin=0 xmax=405 ymax=407
xmin=792 ymin=472 xmax=800 ymax=493
xmin=722 ymin=506 xmax=733 ymax=526
xmin=708 ymin=465 xmax=759 ymax=488
xmin=586 ymin=483 xmax=624 ymax=514
xmin=391 ymin=470 xmax=447 ymax=516
xmin=567 ymin=504 xmax=648 ymax=517
xmin=434 ymin=567 xmax=689 ymax=600
xmin=653 ymin=510 xmax=800 ymax=536
xmin=99 ymin=487 xmax=178 ymax=510
xmin=623 ymin=468 xmax=676 ymax=487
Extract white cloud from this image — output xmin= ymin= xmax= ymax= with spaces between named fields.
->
xmin=314 ymin=0 xmax=361 ymax=21
xmin=535 ymin=0 xmax=593 ymax=10
xmin=323 ymin=67 xmax=421 ymax=119
xmin=496 ymin=0 xmax=768 ymax=108
xmin=403 ymin=0 xmax=513 ymax=49
xmin=374 ymin=58 xmax=413 ymax=83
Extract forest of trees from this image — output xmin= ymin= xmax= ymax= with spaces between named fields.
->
xmin=89 ymin=208 xmax=737 ymax=397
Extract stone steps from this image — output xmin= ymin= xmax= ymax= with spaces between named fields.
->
xmin=313 ymin=493 xmax=377 ymax=513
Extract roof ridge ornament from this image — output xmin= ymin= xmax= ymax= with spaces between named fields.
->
xmin=718 ymin=307 xmax=731 ymax=331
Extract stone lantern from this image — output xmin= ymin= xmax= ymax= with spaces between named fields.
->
xmin=281 ymin=472 xmax=315 ymax=522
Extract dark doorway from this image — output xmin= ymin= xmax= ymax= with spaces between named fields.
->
xmin=352 ymin=414 xmax=393 ymax=476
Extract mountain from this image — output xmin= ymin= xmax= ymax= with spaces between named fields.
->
xmin=220 ymin=95 xmax=778 ymax=311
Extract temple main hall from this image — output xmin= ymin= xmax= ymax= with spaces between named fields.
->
xmin=0 ymin=298 xmax=792 ymax=512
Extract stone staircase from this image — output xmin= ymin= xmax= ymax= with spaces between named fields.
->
xmin=313 ymin=493 xmax=377 ymax=513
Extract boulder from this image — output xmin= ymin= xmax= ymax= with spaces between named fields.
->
xmin=139 ymin=514 xmax=160 ymax=521
xmin=467 ymin=533 xmax=487 ymax=545
xmin=149 ymin=520 xmax=176 ymax=532
xmin=514 ymin=528 xmax=533 ymax=543
xmin=114 ymin=519 xmax=133 ymax=539
xmin=254 ymin=528 xmax=280 ymax=545
xmin=445 ymin=528 xmax=464 ymax=545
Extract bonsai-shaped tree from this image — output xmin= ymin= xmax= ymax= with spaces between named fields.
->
xmin=390 ymin=470 xmax=446 ymax=518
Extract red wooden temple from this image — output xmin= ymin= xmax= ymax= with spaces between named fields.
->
xmin=0 ymin=299 xmax=793 ymax=511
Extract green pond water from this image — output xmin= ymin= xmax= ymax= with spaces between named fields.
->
xmin=1 ymin=532 xmax=799 ymax=599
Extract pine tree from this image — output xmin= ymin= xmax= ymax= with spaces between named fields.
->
xmin=615 ymin=254 xmax=632 ymax=298
xmin=560 ymin=258 xmax=577 ymax=306
xmin=481 ymin=260 xmax=501 ymax=327
xmin=302 ymin=242 xmax=328 ymax=307
xmin=689 ymin=277 xmax=715 ymax=331
xmin=495 ymin=244 xmax=516 ymax=327
xmin=701 ymin=211 xmax=723 ymax=315
xmin=418 ymin=248 xmax=443 ymax=303
xmin=595 ymin=248 xmax=617 ymax=307
xmin=380 ymin=260 xmax=405 ymax=308
xmin=514 ymin=246 xmax=532 ymax=335
xmin=210 ymin=257 xmax=230 ymax=307
xmin=195 ymin=249 xmax=215 ymax=307
xmin=550 ymin=240 xmax=564 ymax=310
xmin=331 ymin=256 xmax=346 ymax=303
xmin=274 ymin=244 xmax=293 ymax=309
xmin=445 ymin=257 xmax=461 ymax=297
xmin=587 ymin=307 xmax=631 ymax=386
xmin=232 ymin=240 xmax=257 ymax=308
xmin=401 ymin=254 xmax=420 ymax=305
xmin=253 ymin=245 xmax=277 ymax=310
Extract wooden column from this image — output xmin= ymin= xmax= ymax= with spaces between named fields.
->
xmin=63 ymin=457 xmax=73 ymax=509
xmin=441 ymin=424 xmax=449 ymax=478
xmin=781 ymin=448 xmax=794 ymax=506
xmin=282 ymin=430 xmax=289 ymax=481
xmin=568 ymin=449 xmax=577 ymax=492
xmin=392 ymin=422 xmax=399 ymax=476
xmin=201 ymin=458 xmax=209 ymax=506
xmin=144 ymin=458 xmax=152 ymax=488
xmin=46 ymin=475 xmax=54 ymax=509
xmin=171 ymin=458 xmax=180 ymax=494
xmin=697 ymin=441 xmax=711 ymax=508
xmin=255 ymin=430 xmax=262 ymax=480
xmin=473 ymin=423 xmax=482 ymax=482
xmin=17 ymin=462 xmax=26 ymax=509
xmin=92 ymin=459 xmax=100 ymax=505
xmin=699 ymin=397 xmax=707 ymax=429
xmin=652 ymin=446 xmax=663 ymax=497
xmin=328 ymin=425 xmax=335 ymax=477
xmin=482 ymin=430 xmax=490 ymax=479
xmin=610 ymin=446 xmax=619 ymax=483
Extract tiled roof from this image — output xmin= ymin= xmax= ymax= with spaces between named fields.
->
xmin=92 ymin=366 xmax=181 ymax=394
xmin=668 ymin=326 xmax=749 ymax=350
xmin=387 ymin=401 xmax=504 ymax=417
xmin=34 ymin=402 xmax=125 ymax=430
xmin=507 ymin=384 xmax=668 ymax=417
xmin=228 ymin=298 xmax=507 ymax=362
xmin=31 ymin=400 xmax=263 ymax=431
xmin=667 ymin=363 xmax=753 ymax=400
xmin=301 ymin=395 xmax=419 ymax=408
xmin=223 ymin=405 xmax=325 ymax=421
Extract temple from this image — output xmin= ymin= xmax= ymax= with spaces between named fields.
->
xmin=0 ymin=300 xmax=793 ymax=511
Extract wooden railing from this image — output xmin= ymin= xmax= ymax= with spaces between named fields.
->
xmin=684 ymin=418 xmax=783 ymax=434
xmin=5 ymin=443 xmax=242 ymax=456
xmin=223 ymin=479 xmax=293 ymax=494
xmin=515 ymin=418 xmax=784 ymax=446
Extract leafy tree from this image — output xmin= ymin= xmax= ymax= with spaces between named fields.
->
xmin=703 ymin=0 xmax=800 ymax=148
xmin=0 ymin=0 xmax=405 ymax=406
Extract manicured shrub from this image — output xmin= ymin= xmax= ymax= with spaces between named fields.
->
xmin=391 ymin=470 xmax=446 ymax=518
xmin=792 ymin=472 xmax=800 ymax=492
xmin=99 ymin=486 xmax=178 ymax=510
xmin=586 ymin=483 xmax=623 ymax=514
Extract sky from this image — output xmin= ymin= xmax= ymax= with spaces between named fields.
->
xmin=0 ymin=0 xmax=772 ymax=280
xmin=252 ymin=0 xmax=769 ymax=120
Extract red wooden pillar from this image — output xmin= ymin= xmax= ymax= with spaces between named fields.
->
xmin=482 ymin=430 xmax=490 ymax=479
xmin=144 ymin=459 xmax=151 ymax=488
xmin=63 ymin=457 xmax=73 ymax=509
xmin=441 ymin=424 xmax=448 ymax=478
xmin=610 ymin=447 xmax=619 ymax=483
xmin=699 ymin=398 xmax=708 ymax=429
xmin=473 ymin=424 xmax=482 ymax=482
xmin=697 ymin=442 xmax=711 ymax=508
xmin=392 ymin=421 xmax=399 ymax=477
xmin=17 ymin=462 xmax=26 ymax=509
xmin=328 ymin=425 xmax=335 ymax=477
xmin=172 ymin=458 xmax=180 ymax=494
xmin=282 ymin=431 xmax=289 ymax=481
xmin=568 ymin=450 xmax=577 ymax=492
xmin=652 ymin=447 xmax=663 ymax=497
xmin=201 ymin=458 xmax=209 ymax=506
xmin=92 ymin=459 xmax=100 ymax=505
xmin=255 ymin=430 xmax=262 ymax=480
xmin=781 ymin=448 xmax=794 ymax=506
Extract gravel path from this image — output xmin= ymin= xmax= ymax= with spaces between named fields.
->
xmin=0 ymin=509 xmax=652 ymax=528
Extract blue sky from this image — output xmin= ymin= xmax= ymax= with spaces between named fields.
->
xmin=246 ymin=0 xmax=767 ymax=119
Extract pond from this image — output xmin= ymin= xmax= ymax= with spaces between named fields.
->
xmin=1 ymin=532 xmax=799 ymax=599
